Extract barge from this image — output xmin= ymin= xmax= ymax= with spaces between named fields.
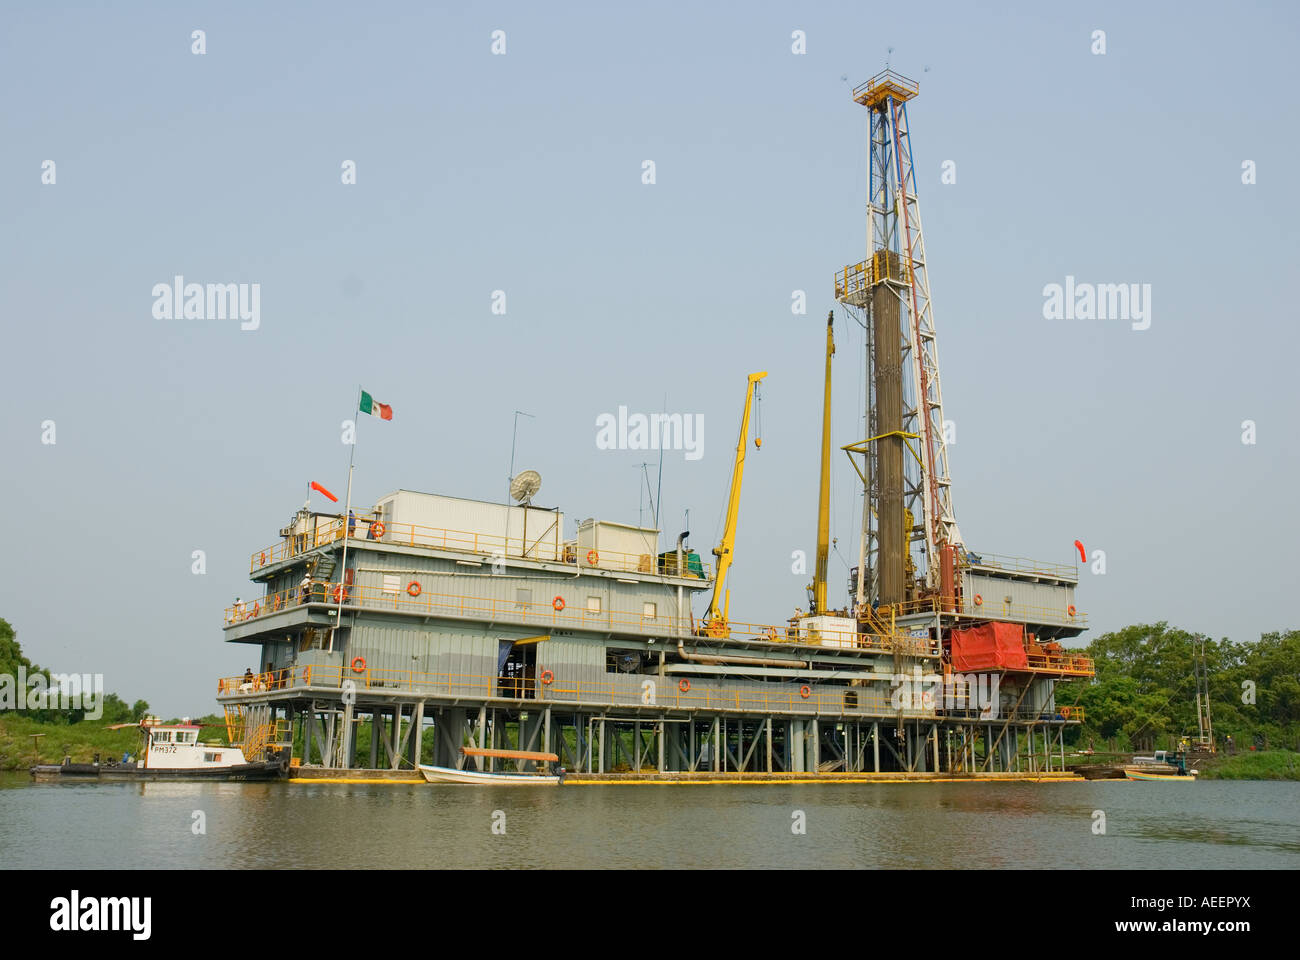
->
xmin=212 ymin=69 xmax=1095 ymax=781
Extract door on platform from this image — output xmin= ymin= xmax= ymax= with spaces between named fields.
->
xmin=497 ymin=639 xmax=538 ymax=699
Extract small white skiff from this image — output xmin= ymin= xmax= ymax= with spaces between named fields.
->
xmin=419 ymin=746 xmax=562 ymax=785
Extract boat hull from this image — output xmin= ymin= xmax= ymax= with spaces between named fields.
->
xmin=418 ymin=764 xmax=560 ymax=786
xmin=1124 ymin=769 xmax=1196 ymax=781
xmin=30 ymin=760 xmax=288 ymax=783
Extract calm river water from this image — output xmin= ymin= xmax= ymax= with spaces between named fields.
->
xmin=2 ymin=774 xmax=1296 ymax=869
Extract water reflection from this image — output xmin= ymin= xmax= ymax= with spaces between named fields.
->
xmin=1 ymin=776 xmax=1296 ymax=869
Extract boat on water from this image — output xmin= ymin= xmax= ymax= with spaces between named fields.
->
xmin=1122 ymin=748 xmax=1197 ymax=781
xmin=1124 ymin=768 xmax=1197 ymax=782
xmin=419 ymin=747 xmax=563 ymax=785
xmin=30 ymin=717 xmax=289 ymax=783
xmin=419 ymin=765 xmax=562 ymax=785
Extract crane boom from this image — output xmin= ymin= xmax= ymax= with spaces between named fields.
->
xmin=706 ymin=371 xmax=766 ymax=633
xmin=812 ymin=311 xmax=834 ymax=614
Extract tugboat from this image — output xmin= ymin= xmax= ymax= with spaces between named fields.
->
xmin=30 ymin=716 xmax=289 ymax=783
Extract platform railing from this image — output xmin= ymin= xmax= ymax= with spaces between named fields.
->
xmin=851 ymin=69 xmax=919 ymax=107
xmin=884 ymin=595 xmax=1088 ymax=628
xmin=215 ymin=664 xmax=1086 ymax=723
xmin=1023 ymin=653 xmax=1094 ymax=676
xmin=835 ymin=253 xmax=912 ymax=301
xmin=223 ymin=583 xmax=934 ymax=655
xmin=962 ymin=551 xmax=1077 ymax=580
xmin=250 ymin=514 xmax=713 ymax=580
xmin=217 ymin=664 xmax=933 ymax=717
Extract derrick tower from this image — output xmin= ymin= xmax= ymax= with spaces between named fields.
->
xmin=836 ymin=70 xmax=960 ymax=616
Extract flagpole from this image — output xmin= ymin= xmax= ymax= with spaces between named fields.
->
xmin=330 ymin=385 xmax=362 ymax=652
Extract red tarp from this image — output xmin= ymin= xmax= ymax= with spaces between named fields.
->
xmin=950 ymin=622 xmax=1028 ymax=672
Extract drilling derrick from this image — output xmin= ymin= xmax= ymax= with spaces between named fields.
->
xmin=837 ymin=70 xmax=959 ymax=617
xmin=831 ymin=69 xmax=1092 ymax=777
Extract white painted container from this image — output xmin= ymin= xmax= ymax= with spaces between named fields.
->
xmin=576 ymin=520 xmax=659 ymax=573
xmin=794 ymin=615 xmax=858 ymax=648
xmin=372 ymin=490 xmax=563 ymax=561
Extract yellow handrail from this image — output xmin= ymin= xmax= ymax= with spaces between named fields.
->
xmin=249 ymin=515 xmax=714 ymax=579
xmin=962 ymin=551 xmax=1077 ymax=580
xmin=223 ymin=582 xmax=936 ymax=655
xmin=881 ymin=595 xmax=1089 ymax=628
xmin=215 ymin=664 xmax=1088 ymax=720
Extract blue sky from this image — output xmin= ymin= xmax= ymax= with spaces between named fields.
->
xmin=2 ymin=1 xmax=1297 ymax=717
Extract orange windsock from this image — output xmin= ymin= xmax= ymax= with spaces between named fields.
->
xmin=310 ymin=481 xmax=339 ymax=503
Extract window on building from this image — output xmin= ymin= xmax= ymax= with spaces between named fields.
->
xmin=382 ymin=574 xmax=400 ymax=594
xmin=642 ymin=601 xmax=657 ymax=619
xmin=515 ymin=589 xmax=531 ymax=610
xmin=586 ymin=596 xmax=602 ymax=615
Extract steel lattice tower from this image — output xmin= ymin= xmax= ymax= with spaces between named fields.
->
xmin=837 ymin=70 xmax=960 ymax=615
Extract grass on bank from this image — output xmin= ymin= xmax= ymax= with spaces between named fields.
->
xmin=1192 ymin=750 xmax=1300 ymax=780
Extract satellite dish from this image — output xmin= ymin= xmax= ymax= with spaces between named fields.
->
xmin=510 ymin=470 xmax=542 ymax=503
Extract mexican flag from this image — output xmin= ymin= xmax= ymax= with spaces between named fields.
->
xmin=359 ymin=390 xmax=393 ymax=420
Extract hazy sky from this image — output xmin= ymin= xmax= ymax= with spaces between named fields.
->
xmin=3 ymin=2 xmax=1297 ymax=717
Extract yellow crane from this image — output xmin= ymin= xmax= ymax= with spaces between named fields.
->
xmin=811 ymin=310 xmax=834 ymax=614
xmin=704 ymin=371 xmax=766 ymax=636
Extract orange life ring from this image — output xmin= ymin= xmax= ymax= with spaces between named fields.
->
xmin=259 ymin=552 xmax=267 ymax=566
xmin=371 ymin=522 xmax=385 ymax=538
xmin=251 ymin=602 xmax=260 ymax=617
xmin=407 ymin=581 xmax=421 ymax=597
xmin=973 ymin=594 xmax=983 ymax=606
xmin=1067 ymin=605 xmax=1076 ymax=617
xmin=540 ymin=669 xmax=554 ymax=685
xmin=273 ymin=594 xmax=282 ymax=611
xmin=799 ymin=685 xmax=811 ymax=699
xmin=333 ymin=585 xmax=345 ymax=603
xmin=678 ymin=678 xmax=690 ymax=692
xmin=350 ymin=656 xmax=366 ymax=673
xmin=217 ymin=679 xmax=225 ymax=693
xmin=301 ymin=666 xmax=312 ymax=684
xmin=586 ymin=550 xmax=599 ymax=565
xmin=552 ymin=596 xmax=565 ymax=611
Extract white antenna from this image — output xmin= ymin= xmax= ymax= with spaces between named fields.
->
xmin=508 ymin=410 xmax=534 ymax=503
xmin=510 ymin=469 xmax=542 ymax=504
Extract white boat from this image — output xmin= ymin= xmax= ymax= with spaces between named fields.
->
xmin=31 ymin=717 xmax=288 ymax=783
xmin=419 ymin=746 xmax=563 ymax=785
xmin=419 ymin=764 xmax=561 ymax=785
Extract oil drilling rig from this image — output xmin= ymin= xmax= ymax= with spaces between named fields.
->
xmin=214 ymin=68 xmax=1093 ymax=782
xmin=807 ymin=69 xmax=1093 ymax=748
xmin=834 ymin=69 xmax=959 ymax=622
